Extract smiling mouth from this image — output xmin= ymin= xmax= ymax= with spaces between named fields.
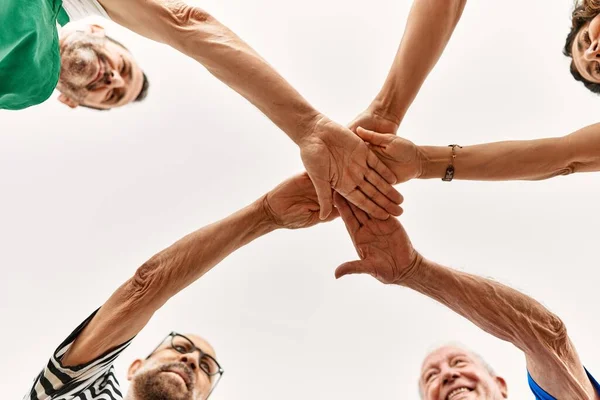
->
xmin=447 ymin=387 xmax=473 ymax=400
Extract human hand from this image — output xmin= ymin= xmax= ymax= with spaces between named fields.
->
xmin=299 ymin=115 xmax=403 ymax=221
xmin=347 ymin=108 xmax=400 ymax=135
xmin=262 ymin=172 xmax=339 ymax=230
xmin=333 ymin=192 xmax=421 ymax=284
xmin=354 ymin=127 xmax=424 ymax=184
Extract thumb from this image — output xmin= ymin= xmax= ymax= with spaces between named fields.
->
xmin=356 ymin=126 xmax=392 ymax=147
xmin=335 ymin=260 xmax=368 ymax=279
xmin=312 ymin=179 xmax=333 ymax=220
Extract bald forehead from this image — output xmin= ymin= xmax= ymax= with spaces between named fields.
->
xmin=186 ymin=333 xmax=217 ymax=358
xmin=421 ymin=346 xmax=476 ymax=371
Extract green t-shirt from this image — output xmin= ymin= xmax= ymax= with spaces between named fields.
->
xmin=0 ymin=0 xmax=70 ymax=110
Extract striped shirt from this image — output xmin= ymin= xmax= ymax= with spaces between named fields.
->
xmin=23 ymin=310 xmax=133 ymax=400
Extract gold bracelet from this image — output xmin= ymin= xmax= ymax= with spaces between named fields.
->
xmin=442 ymin=144 xmax=462 ymax=181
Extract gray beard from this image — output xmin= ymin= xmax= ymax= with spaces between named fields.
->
xmin=131 ymin=363 xmax=196 ymax=400
xmin=58 ymin=33 xmax=105 ymax=101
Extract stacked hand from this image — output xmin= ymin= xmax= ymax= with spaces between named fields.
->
xmin=333 ymin=192 xmax=421 ymax=284
xmin=263 ymin=173 xmax=339 ymax=230
xmin=268 ymin=112 xmax=424 ymax=282
xmin=299 ymin=115 xmax=403 ymax=221
xmin=354 ymin=127 xmax=424 ymax=184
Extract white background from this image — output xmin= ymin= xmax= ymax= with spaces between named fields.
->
xmin=2 ymin=0 xmax=599 ymax=398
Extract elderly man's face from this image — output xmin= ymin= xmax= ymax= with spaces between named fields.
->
xmin=127 ymin=334 xmax=218 ymax=400
xmin=57 ymin=24 xmax=144 ymax=110
xmin=419 ymin=346 xmax=507 ymax=400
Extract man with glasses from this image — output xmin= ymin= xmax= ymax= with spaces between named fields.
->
xmin=24 ymin=173 xmax=337 ymax=400
xmin=132 ymin=332 xmax=224 ymax=398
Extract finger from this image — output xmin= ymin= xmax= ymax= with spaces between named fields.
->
xmin=344 ymin=188 xmax=390 ymax=220
xmin=356 ymin=126 xmax=394 ymax=146
xmin=310 ymin=176 xmax=333 ymax=220
xmin=333 ymin=192 xmax=362 ymax=232
xmin=347 ymin=194 xmax=377 ymax=225
xmin=364 ymin=169 xmax=404 ymax=206
xmin=367 ymin=149 xmax=397 ymax=185
xmin=358 ymin=179 xmax=403 ymax=217
xmin=322 ymin=207 xmax=340 ymax=222
xmin=335 ymin=260 xmax=370 ymax=279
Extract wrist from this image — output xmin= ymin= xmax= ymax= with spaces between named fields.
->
xmin=393 ymin=251 xmax=425 ymax=286
xmin=418 ymin=146 xmax=453 ymax=179
xmin=399 ymin=255 xmax=433 ymax=288
xmin=290 ymin=110 xmax=324 ymax=147
xmin=368 ymin=98 xmax=404 ymax=126
xmin=251 ymin=196 xmax=280 ymax=234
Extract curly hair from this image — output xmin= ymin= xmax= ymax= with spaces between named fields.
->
xmin=564 ymin=1 xmax=600 ymax=94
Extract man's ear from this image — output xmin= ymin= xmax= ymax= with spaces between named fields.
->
xmin=89 ymin=24 xmax=106 ymax=37
xmin=127 ymin=359 xmax=144 ymax=381
xmin=495 ymin=376 xmax=508 ymax=398
xmin=58 ymin=93 xmax=79 ymax=109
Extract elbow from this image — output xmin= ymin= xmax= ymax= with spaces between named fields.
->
xmin=524 ymin=312 xmax=570 ymax=358
xmin=544 ymin=314 xmax=570 ymax=356
xmin=160 ymin=2 xmax=215 ymax=49
xmin=126 ymin=255 xmax=170 ymax=308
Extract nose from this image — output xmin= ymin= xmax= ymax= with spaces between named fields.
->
xmin=441 ymin=369 xmax=460 ymax=385
xmin=102 ymin=70 xmax=125 ymax=88
xmin=179 ymin=354 xmax=198 ymax=372
xmin=585 ymin=40 xmax=600 ymax=61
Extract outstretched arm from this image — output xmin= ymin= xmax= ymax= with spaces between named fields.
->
xmin=333 ymin=193 xmax=599 ymax=400
xmin=95 ymin=0 xmax=402 ymax=220
xmin=349 ymin=0 xmax=467 ymax=133
xmin=405 ymin=260 xmax=596 ymax=399
xmin=352 ymin=123 xmax=600 ymax=183
xmin=418 ymin=122 xmax=600 ymax=180
xmin=61 ymin=173 xmax=337 ymax=366
xmin=99 ymin=0 xmax=319 ymax=142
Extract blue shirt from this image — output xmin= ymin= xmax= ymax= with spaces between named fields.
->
xmin=528 ymin=369 xmax=600 ymax=399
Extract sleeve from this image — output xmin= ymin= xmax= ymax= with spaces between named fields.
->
xmin=527 ymin=369 xmax=600 ymax=400
xmin=23 ymin=308 xmax=134 ymax=400
xmin=527 ymin=371 xmax=556 ymax=400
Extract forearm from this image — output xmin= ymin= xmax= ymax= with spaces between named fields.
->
xmin=403 ymin=258 xmax=595 ymax=399
xmin=418 ymin=122 xmax=600 ymax=181
xmin=147 ymin=197 xmax=275 ymax=304
xmin=372 ymin=0 xmax=467 ymax=123
xmin=62 ymin=197 xmax=275 ymax=366
xmin=402 ymin=258 xmax=564 ymax=354
xmin=102 ymin=0 xmax=319 ymax=144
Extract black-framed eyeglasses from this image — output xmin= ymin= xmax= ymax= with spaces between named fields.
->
xmin=147 ymin=332 xmax=224 ymax=397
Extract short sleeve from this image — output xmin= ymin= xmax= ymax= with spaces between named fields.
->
xmin=528 ymin=368 xmax=600 ymax=400
xmin=23 ymin=309 xmax=133 ymax=400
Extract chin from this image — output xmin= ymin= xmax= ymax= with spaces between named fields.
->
xmin=131 ymin=370 xmax=195 ymax=400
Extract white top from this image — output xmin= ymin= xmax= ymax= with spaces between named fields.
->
xmin=61 ymin=0 xmax=110 ymax=21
